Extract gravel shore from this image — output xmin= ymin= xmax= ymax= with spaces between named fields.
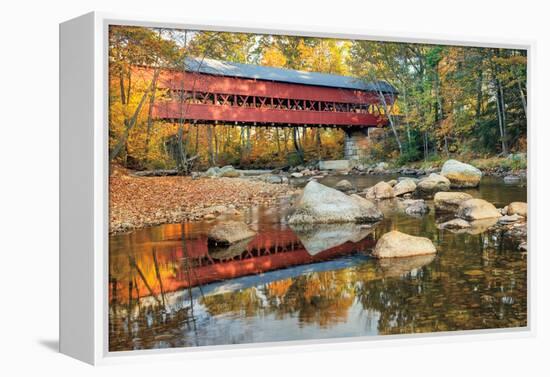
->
xmin=109 ymin=174 xmax=293 ymax=234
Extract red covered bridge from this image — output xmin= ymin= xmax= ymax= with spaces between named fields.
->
xmin=137 ymin=58 xmax=398 ymax=158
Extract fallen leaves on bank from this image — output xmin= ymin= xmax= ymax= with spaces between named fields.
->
xmin=109 ymin=175 xmax=293 ymax=234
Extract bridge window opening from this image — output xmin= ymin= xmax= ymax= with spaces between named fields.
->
xmin=165 ymin=89 xmax=379 ymax=115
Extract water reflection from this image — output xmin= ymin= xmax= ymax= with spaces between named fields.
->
xmin=109 ymin=176 xmax=527 ymax=351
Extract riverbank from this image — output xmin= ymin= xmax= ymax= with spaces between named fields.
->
xmin=109 ymin=173 xmax=293 ymax=234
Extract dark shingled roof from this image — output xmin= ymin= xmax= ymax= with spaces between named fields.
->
xmin=184 ymin=57 xmax=397 ymax=94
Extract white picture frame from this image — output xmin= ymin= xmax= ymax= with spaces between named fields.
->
xmin=59 ymin=11 xmax=535 ymax=365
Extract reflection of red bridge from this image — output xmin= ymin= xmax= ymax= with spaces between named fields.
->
xmin=109 ymin=229 xmax=374 ymax=304
xmin=136 ymin=57 xmax=397 ymax=129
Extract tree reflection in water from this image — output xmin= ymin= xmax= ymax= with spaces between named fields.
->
xmin=109 ymin=176 xmax=527 ymax=351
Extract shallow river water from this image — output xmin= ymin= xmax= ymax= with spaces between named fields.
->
xmin=109 ymin=175 xmax=527 ymax=351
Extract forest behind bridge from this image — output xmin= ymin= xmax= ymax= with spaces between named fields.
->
xmin=109 ymin=26 xmax=527 ymax=172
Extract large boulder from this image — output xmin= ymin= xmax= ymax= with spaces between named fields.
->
xmin=372 ymin=231 xmax=437 ymax=258
xmin=507 ymin=202 xmax=527 ymax=218
xmin=207 ymin=221 xmax=256 ymax=245
xmin=457 ymin=198 xmax=502 ymax=220
xmin=414 ymin=173 xmax=451 ymax=198
xmin=365 ymin=181 xmax=395 ymax=200
xmin=441 ymin=159 xmax=482 ymax=188
xmin=288 ymin=181 xmax=382 ymax=224
xmin=393 ymin=178 xmax=417 ymax=196
xmin=335 ymin=179 xmax=354 ymax=192
xmin=434 ymin=192 xmax=473 ymax=213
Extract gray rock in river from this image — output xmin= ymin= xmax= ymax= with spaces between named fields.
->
xmin=372 ymin=231 xmax=437 ymax=258
xmin=414 ymin=173 xmax=451 ymax=198
xmin=404 ymin=199 xmax=430 ymax=216
xmin=288 ymin=181 xmax=383 ymax=224
xmin=457 ymin=198 xmax=502 ymax=220
xmin=437 ymin=218 xmax=471 ymax=230
xmin=365 ymin=181 xmax=395 ymax=200
xmin=207 ymin=221 xmax=257 ymax=245
xmin=434 ymin=191 xmax=473 ymax=213
xmin=440 ymin=159 xmax=482 ymax=188
xmin=335 ymin=179 xmax=354 ymax=192
xmin=393 ymin=178 xmax=416 ymax=196
xmin=507 ymin=202 xmax=527 ymax=218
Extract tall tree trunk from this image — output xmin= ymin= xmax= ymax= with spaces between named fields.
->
xmin=206 ymin=125 xmax=214 ymax=165
xmin=275 ymin=127 xmax=282 ymax=160
xmin=119 ymin=72 xmax=126 ymax=105
xmin=516 ymin=77 xmax=527 ymax=116
xmin=316 ymin=128 xmax=322 ymax=160
xmin=144 ymin=71 xmax=159 ymax=162
xmin=293 ymin=127 xmax=304 ymax=163
xmin=377 ymin=91 xmax=402 ymax=155
xmin=213 ymin=125 xmax=218 ymax=163
xmin=194 ymin=125 xmax=199 ymax=155
xmin=475 ymin=67 xmax=483 ymax=127
xmin=498 ymin=81 xmax=508 ymax=155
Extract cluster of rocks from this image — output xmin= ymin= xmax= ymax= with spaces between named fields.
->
xmin=284 ymin=180 xmax=436 ymax=258
xmin=204 ymin=158 xmax=527 ymax=260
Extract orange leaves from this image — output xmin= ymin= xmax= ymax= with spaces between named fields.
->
xmin=109 ymin=174 xmax=292 ymax=234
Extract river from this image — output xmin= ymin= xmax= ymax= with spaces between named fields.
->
xmin=108 ymin=175 xmax=527 ymax=351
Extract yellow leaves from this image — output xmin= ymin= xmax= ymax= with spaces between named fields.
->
xmin=261 ymin=47 xmax=287 ymax=68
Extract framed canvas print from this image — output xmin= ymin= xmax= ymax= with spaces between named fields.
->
xmin=60 ymin=12 xmax=532 ymax=365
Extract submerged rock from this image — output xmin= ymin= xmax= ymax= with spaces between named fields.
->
xmin=393 ymin=178 xmax=416 ymax=196
xmin=414 ymin=173 xmax=451 ymax=198
xmin=404 ymin=199 xmax=430 ymax=216
xmin=437 ymin=218 xmax=471 ymax=230
xmin=438 ymin=218 xmax=498 ymax=235
xmin=288 ymin=181 xmax=383 ymax=224
xmin=457 ymin=198 xmax=502 ymax=220
xmin=507 ymin=202 xmax=527 ymax=218
xmin=498 ymin=214 xmax=523 ymax=224
xmin=372 ymin=231 xmax=437 ymax=258
xmin=207 ymin=221 xmax=256 ymax=245
xmin=504 ymin=175 xmax=521 ymax=184
xmin=441 ymin=159 xmax=482 ymax=188
xmin=434 ymin=192 xmax=473 ymax=213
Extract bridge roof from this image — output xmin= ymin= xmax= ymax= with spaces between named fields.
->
xmin=184 ymin=57 xmax=398 ymax=94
